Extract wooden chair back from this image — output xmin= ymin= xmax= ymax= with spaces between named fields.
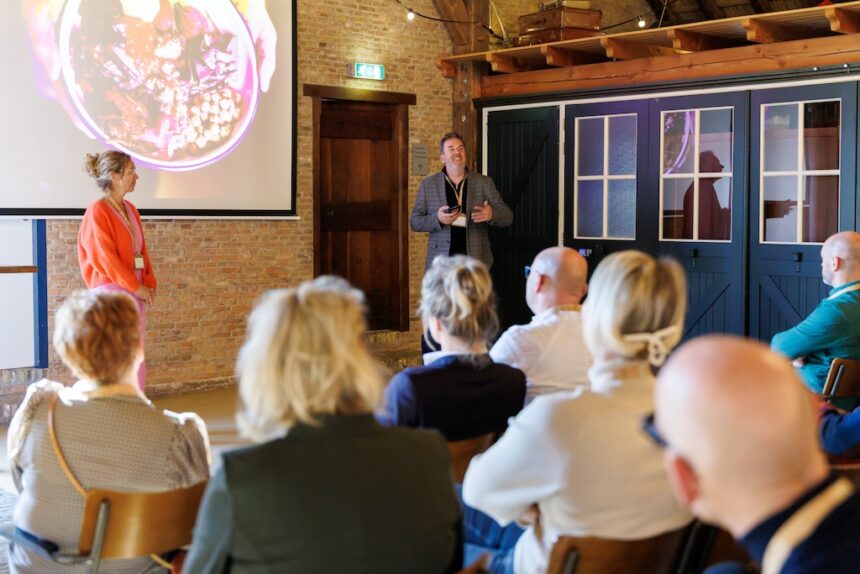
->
xmin=546 ymin=526 xmax=690 ymax=574
xmin=78 ymin=480 xmax=208 ymax=558
xmin=447 ymin=433 xmax=495 ymax=483
xmin=822 ymin=358 xmax=860 ymax=399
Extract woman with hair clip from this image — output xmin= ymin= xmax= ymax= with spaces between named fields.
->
xmin=78 ymin=150 xmax=156 ymax=390
xmin=184 ymin=276 xmax=462 ymax=573
xmin=462 ymin=250 xmax=694 ymax=574
xmin=377 ymin=255 xmax=526 ymax=441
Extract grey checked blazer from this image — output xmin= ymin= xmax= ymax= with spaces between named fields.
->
xmin=410 ymin=171 xmax=513 ymax=270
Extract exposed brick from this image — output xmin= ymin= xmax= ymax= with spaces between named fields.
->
xmin=1 ymin=0 xmax=452 ymax=401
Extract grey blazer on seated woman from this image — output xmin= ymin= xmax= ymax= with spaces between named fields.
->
xmin=183 ymin=415 xmax=462 ymax=574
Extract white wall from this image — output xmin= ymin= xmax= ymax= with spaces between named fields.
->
xmin=0 ymin=220 xmax=37 ymax=369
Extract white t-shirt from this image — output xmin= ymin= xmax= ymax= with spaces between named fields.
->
xmin=462 ymin=359 xmax=693 ymax=574
xmin=490 ymin=306 xmax=592 ymax=403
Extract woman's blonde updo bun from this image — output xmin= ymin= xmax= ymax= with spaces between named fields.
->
xmin=83 ymin=150 xmax=130 ymax=193
xmin=419 ymin=255 xmax=499 ymax=347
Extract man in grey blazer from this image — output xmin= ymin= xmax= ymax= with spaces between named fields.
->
xmin=410 ymin=132 xmax=513 ymax=271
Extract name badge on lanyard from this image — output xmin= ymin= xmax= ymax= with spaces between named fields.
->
xmin=134 ymin=255 xmax=145 ymax=270
xmin=452 ymin=213 xmax=468 ymax=228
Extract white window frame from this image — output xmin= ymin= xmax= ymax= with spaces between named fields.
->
xmin=573 ymin=113 xmax=637 ymax=240
xmin=759 ymin=99 xmax=842 ymax=245
xmin=659 ymin=106 xmax=734 ymax=243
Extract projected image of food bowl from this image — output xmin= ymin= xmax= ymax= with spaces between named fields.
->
xmin=59 ymin=0 xmax=259 ymax=171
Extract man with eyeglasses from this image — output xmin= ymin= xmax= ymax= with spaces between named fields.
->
xmin=652 ymin=335 xmax=860 ymax=574
xmin=490 ymin=247 xmax=592 ymax=403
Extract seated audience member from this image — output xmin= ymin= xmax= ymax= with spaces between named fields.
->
xmin=655 ymin=335 xmax=860 ymax=574
xmin=490 ymin=247 xmax=591 ymax=403
xmin=463 ymin=250 xmax=693 ymax=574
xmin=184 ymin=277 xmax=461 ymax=573
xmin=772 ymin=231 xmax=860 ymax=396
xmin=819 ymin=403 xmax=860 ymax=457
xmin=7 ymin=290 xmax=210 ymax=573
xmin=378 ymin=255 xmax=526 ymax=440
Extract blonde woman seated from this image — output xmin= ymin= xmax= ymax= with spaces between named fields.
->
xmin=463 ymin=250 xmax=694 ymax=574
xmin=377 ymin=255 xmax=526 ymax=441
xmin=184 ymin=277 xmax=462 ymax=573
xmin=7 ymin=290 xmax=210 ymax=573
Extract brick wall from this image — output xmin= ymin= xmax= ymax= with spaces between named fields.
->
xmin=0 ymin=0 xmax=453 ymax=415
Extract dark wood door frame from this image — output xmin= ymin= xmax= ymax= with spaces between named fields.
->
xmin=304 ymin=83 xmax=416 ymax=331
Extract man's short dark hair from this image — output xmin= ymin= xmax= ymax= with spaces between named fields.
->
xmin=439 ymin=132 xmax=465 ymax=154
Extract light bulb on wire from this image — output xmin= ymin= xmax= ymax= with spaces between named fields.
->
xmin=637 ymin=15 xmax=646 ymax=28
xmin=407 ymin=8 xmax=415 ymax=21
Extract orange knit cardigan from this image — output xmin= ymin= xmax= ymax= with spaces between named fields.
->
xmin=78 ymin=198 xmax=157 ymax=293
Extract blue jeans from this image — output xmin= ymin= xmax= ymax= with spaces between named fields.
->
xmin=456 ymin=485 xmax=524 ymax=574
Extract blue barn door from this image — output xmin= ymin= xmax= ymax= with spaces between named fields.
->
xmin=649 ymin=92 xmax=749 ymax=338
xmin=748 ymin=83 xmax=858 ymax=342
xmin=564 ymin=100 xmax=650 ymax=272
xmin=486 ymin=106 xmax=560 ymax=330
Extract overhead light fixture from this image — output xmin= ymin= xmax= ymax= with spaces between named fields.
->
xmin=637 ymin=15 xmax=647 ymax=28
xmin=407 ymin=8 xmax=415 ymax=21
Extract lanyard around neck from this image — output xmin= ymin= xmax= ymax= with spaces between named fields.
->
xmin=827 ymin=282 xmax=860 ymax=300
xmin=104 ymin=198 xmax=139 ymax=254
xmin=444 ymin=172 xmax=467 ymax=206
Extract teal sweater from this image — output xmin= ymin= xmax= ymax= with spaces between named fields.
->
xmin=771 ymin=280 xmax=860 ymax=393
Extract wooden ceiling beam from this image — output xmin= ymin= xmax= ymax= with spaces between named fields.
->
xmin=481 ymin=33 xmax=860 ymax=97
xmin=668 ymin=29 xmax=746 ymax=52
xmin=742 ymin=17 xmax=817 ymax=43
xmin=602 ymin=38 xmax=676 ymax=60
xmin=433 ymin=0 xmax=471 ymax=46
xmin=540 ymin=46 xmax=605 ymax=67
xmin=826 ymin=7 xmax=860 ymax=34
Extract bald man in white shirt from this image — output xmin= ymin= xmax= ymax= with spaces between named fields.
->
xmin=490 ymin=247 xmax=592 ymax=403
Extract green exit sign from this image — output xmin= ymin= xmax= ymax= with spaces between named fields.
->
xmin=348 ymin=62 xmax=385 ymax=80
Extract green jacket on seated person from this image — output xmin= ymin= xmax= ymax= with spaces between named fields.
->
xmin=182 ymin=414 xmax=462 ymax=574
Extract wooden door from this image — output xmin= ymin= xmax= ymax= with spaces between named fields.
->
xmin=564 ymin=100 xmax=650 ymax=273
xmin=486 ymin=106 xmax=560 ymax=330
xmin=317 ymin=100 xmax=408 ymax=331
xmin=748 ymin=83 xmax=858 ymax=341
xmin=650 ymin=92 xmax=748 ymax=338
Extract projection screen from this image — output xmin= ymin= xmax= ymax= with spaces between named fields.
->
xmin=1 ymin=0 xmax=296 ymax=217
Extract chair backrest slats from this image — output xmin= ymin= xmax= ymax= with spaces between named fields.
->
xmin=78 ymin=480 xmax=208 ymax=558
xmin=447 ymin=433 xmax=495 ymax=483
xmin=823 ymin=358 xmax=860 ymax=399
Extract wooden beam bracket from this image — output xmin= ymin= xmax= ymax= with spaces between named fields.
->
xmin=668 ymin=29 xmax=745 ymax=52
xmin=826 ymin=7 xmax=860 ymax=35
xmin=742 ymin=17 xmax=816 ymax=44
xmin=433 ymin=0 xmax=471 ymax=45
xmin=486 ymin=53 xmax=522 ymax=73
xmin=601 ymin=38 xmax=675 ymax=60
xmin=540 ymin=45 xmax=604 ymax=67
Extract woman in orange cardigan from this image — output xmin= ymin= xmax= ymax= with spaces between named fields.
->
xmin=78 ymin=150 xmax=157 ymax=389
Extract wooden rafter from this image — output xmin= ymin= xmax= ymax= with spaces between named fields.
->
xmin=436 ymin=0 xmax=860 ymax=93
xmin=481 ymin=33 xmax=860 ymax=98
xmin=433 ymin=0 xmax=471 ymax=45
xmin=826 ymin=7 xmax=860 ymax=34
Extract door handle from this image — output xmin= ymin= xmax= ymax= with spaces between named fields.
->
xmin=326 ymin=210 xmax=335 ymax=216
xmin=792 ymin=252 xmax=802 ymax=272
